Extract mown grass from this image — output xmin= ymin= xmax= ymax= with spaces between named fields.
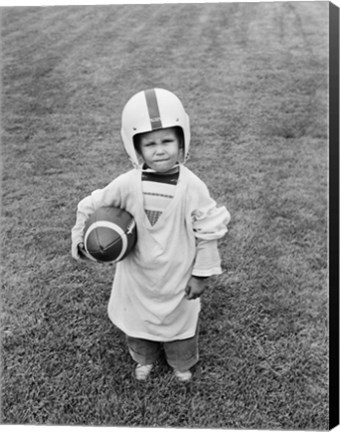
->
xmin=1 ymin=2 xmax=329 ymax=429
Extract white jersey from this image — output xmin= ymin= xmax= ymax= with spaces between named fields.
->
xmin=72 ymin=165 xmax=230 ymax=341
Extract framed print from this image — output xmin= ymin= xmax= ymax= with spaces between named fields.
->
xmin=1 ymin=1 xmax=339 ymax=430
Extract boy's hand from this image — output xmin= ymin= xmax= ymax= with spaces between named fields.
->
xmin=185 ymin=276 xmax=208 ymax=300
xmin=76 ymin=242 xmax=97 ymax=262
xmin=77 ymin=242 xmax=88 ymax=259
xmin=72 ymin=242 xmax=87 ymax=260
xmin=72 ymin=242 xmax=102 ymax=263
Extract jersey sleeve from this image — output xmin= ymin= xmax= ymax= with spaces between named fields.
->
xmin=189 ymin=174 xmax=231 ymax=276
xmin=191 ymin=239 xmax=223 ymax=277
xmin=190 ymin=178 xmax=230 ymax=241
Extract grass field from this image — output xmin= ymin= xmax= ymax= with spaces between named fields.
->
xmin=1 ymin=1 xmax=329 ymax=429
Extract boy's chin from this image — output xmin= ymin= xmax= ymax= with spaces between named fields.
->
xmin=149 ymin=161 xmax=179 ymax=173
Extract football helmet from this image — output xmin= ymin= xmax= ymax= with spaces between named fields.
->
xmin=120 ymin=88 xmax=190 ymax=168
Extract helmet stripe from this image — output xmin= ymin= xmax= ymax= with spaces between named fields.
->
xmin=144 ymin=89 xmax=162 ymax=130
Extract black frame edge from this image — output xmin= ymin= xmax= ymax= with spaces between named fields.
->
xmin=329 ymin=1 xmax=340 ymax=430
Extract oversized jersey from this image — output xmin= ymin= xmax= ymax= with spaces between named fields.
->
xmin=72 ymin=165 xmax=230 ymax=341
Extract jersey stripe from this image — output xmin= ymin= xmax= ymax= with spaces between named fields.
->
xmin=144 ymin=192 xmax=173 ymax=198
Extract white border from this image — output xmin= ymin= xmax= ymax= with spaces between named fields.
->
xmin=0 ymin=0 xmax=337 ymax=7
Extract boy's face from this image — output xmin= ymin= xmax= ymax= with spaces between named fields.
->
xmin=139 ymin=127 xmax=181 ymax=173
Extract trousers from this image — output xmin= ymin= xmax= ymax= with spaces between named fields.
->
xmin=126 ymin=323 xmax=199 ymax=372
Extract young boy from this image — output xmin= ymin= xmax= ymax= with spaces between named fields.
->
xmin=71 ymin=88 xmax=230 ymax=382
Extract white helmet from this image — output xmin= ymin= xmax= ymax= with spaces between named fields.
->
xmin=120 ymin=88 xmax=191 ymax=168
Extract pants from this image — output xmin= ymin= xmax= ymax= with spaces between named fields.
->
xmin=126 ymin=323 xmax=199 ymax=372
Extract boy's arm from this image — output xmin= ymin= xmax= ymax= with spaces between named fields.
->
xmin=192 ymin=239 xmax=223 ymax=276
xmin=189 ymin=179 xmax=230 ymax=277
xmin=189 ymin=174 xmax=230 ymax=241
xmin=71 ymin=196 xmax=93 ymax=260
xmin=71 ymin=174 xmax=128 ymax=260
xmin=185 ymin=240 xmax=221 ymax=300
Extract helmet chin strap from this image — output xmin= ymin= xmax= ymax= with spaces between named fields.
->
xmin=184 ymin=151 xmax=190 ymax=163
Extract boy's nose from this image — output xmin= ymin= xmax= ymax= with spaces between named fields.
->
xmin=155 ymin=144 xmax=165 ymax=154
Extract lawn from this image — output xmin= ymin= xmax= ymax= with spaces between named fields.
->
xmin=1 ymin=2 xmax=329 ymax=429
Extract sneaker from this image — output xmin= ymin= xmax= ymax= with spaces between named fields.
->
xmin=174 ymin=369 xmax=192 ymax=382
xmin=135 ymin=363 xmax=153 ymax=381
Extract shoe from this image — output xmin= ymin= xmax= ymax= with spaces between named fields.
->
xmin=174 ymin=369 xmax=192 ymax=382
xmin=135 ymin=363 xmax=153 ymax=381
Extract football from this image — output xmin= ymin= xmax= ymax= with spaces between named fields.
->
xmin=84 ymin=206 xmax=137 ymax=263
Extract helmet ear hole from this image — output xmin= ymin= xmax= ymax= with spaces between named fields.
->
xmin=133 ymin=134 xmax=142 ymax=154
xmin=174 ymin=126 xmax=184 ymax=150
